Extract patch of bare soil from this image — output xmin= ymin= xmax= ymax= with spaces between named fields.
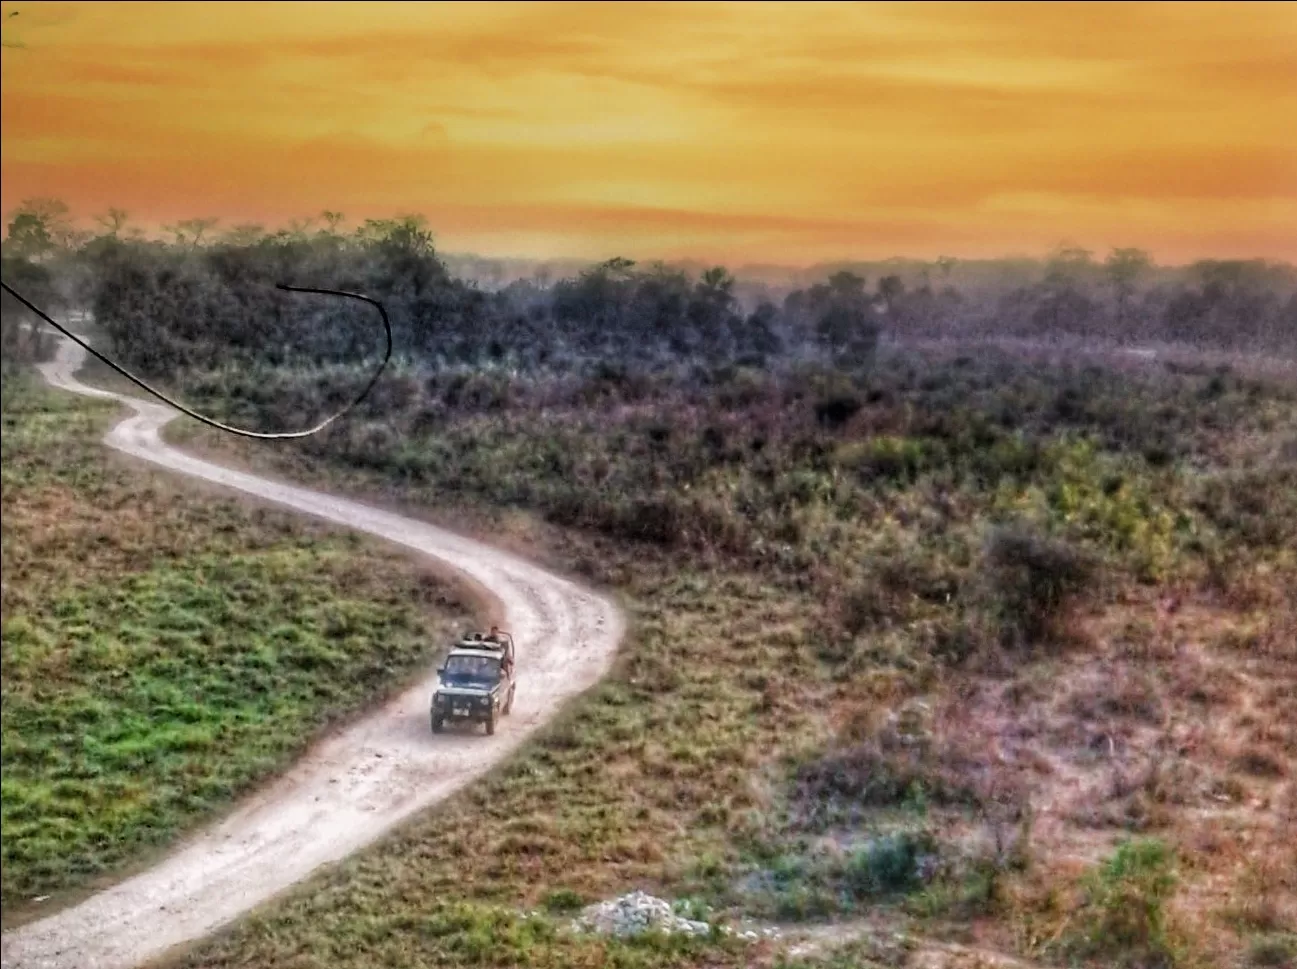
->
xmin=920 ymin=592 xmax=1296 ymax=963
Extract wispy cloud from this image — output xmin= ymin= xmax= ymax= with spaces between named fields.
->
xmin=2 ymin=0 xmax=1294 ymax=263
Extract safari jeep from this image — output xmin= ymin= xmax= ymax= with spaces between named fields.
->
xmin=430 ymin=632 xmax=516 ymax=736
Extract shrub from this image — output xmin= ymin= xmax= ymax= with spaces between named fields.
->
xmin=540 ymin=888 xmax=586 ymax=914
xmin=814 ymin=393 xmax=863 ymax=429
xmin=1249 ymin=934 xmax=1297 ymax=967
xmin=790 ymin=733 xmax=982 ymax=825
xmin=837 ymin=550 xmax=962 ymax=637
xmin=848 ymin=435 xmax=931 ymax=485
xmin=981 ymin=522 xmax=1095 ymax=650
xmin=839 ymin=582 xmax=889 ymax=635
xmin=1055 ymin=837 xmax=1184 ymax=969
xmin=843 ymin=831 xmax=935 ymax=898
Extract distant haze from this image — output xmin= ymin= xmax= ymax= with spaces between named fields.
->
xmin=2 ymin=1 xmax=1294 ymax=265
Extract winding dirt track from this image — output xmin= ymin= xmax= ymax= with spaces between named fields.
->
xmin=1 ymin=335 xmax=625 ymax=969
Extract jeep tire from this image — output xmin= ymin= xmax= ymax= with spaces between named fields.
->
xmin=431 ymin=715 xmax=444 ymax=734
xmin=485 ymin=711 xmax=496 ymax=736
xmin=504 ymin=686 xmax=515 ymax=715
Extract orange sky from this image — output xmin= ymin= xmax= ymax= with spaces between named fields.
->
xmin=2 ymin=1 xmax=1295 ymax=266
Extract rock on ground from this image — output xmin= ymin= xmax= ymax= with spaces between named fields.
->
xmin=569 ymin=890 xmax=783 ymax=943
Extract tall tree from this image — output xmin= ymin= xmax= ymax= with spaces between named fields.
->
xmin=1037 ymin=245 xmax=1097 ymax=335
xmin=1 ymin=256 xmax=59 ymax=363
xmin=221 ymin=223 xmax=266 ymax=247
xmin=877 ymin=274 xmax=906 ymax=324
xmin=360 ymin=214 xmax=434 ymax=256
xmin=161 ymin=217 xmax=219 ymax=251
xmin=1044 ymin=245 xmax=1094 ymax=286
xmin=689 ymin=266 xmax=739 ymax=361
xmin=814 ymin=271 xmax=879 ymax=368
xmin=94 ymin=208 xmax=130 ymax=238
xmin=319 ymin=211 xmax=346 ymax=234
xmin=4 ymin=198 xmax=75 ymax=260
xmin=1104 ymin=247 xmax=1152 ymax=330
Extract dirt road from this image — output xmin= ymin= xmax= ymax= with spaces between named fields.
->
xmin=1 ymin=335 xmax=625 ymax=969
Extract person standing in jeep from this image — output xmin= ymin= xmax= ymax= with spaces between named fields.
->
xmin=488 ymin=625 xmax=515 ymax=678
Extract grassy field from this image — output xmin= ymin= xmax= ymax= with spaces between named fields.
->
xmin=156 ymin=344 xmax=1297 ymax=968
xmin=0 ymin=375 xmax=476 ymax=916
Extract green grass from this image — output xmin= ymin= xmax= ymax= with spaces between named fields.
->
xmin=1010 ymin=837 xmax=1195 ymax=969
xmin=155 ymin=545 xmax=842 ymax=967
xmin=195 ymin=897 xmax=760 ymax=969
xmin=0 ymin=375 xmax=475 ymax=907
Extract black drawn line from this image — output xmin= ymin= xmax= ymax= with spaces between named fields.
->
xmin=1 ymin=280 xmax=393 ymax=439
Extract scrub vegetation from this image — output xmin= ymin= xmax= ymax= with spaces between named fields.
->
xmin=3 ymin=202 xmax=1294 ymax=965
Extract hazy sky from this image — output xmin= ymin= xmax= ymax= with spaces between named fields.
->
xmin=2 ymin=1 xmax=1294 ymax=265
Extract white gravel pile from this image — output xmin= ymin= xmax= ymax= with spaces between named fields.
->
xmin=571 ymin=891 xmax=713 ymax=938
xmin=732 ymin=919 xmax=784 ymax=943
xmin=569 ymin=891 xmax=781 ymax=943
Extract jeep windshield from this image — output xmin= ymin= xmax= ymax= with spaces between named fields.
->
xmin=441 ymin=654 xmax=500 ymax=688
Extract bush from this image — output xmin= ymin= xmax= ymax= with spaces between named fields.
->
xmin=981 ymin=522 xmax=1095 ymax=650
xmin=791 ymin=734 xmax=981 ymax=825
xmin=837 ymin=550 xmax=961 ymax=636
xmin=540 ymin=888 xmax=586 ymax=914
xmin=1055 ymin=837 xmax=1184 ymax=969
xmin=1249 ymin=934 xmax=1297 ymax=967
xmin=847 ymin=435 xmax=931 ymax=485
xmin=814 ymin=393 xmax=863 ymax=429
xmin=843 ymin=831 xmax=935 ymax=898
xmin=839 ymin=582 xmax=889 ymax=635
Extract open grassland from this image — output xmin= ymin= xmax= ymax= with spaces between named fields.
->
xmin=0 ymin=376 xmax=475 ymax=916
xmin=163 ymin=344 xmax=1297 ymax=968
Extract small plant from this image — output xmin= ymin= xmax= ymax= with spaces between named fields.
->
xmin=671 ymin=895 xmax=712 ymax=922
xmin=1052 ymin=837 xmax=1186 ymax=968
xmin=540 ymin=888 xmax=586 ymax=914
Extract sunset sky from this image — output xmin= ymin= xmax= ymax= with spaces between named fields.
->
xmin=2 ymin=1 xmax=1295 ymax=266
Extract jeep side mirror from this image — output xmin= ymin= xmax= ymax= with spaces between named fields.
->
xmin=436 ymin=665 xmax=445 ymax=675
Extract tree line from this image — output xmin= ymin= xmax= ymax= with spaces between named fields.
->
xmin=2 ymin=198 xmax=1294 ymax=379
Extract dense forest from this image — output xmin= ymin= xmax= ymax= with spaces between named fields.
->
xmin=2 ymin=198 xmax=1295 ymax=382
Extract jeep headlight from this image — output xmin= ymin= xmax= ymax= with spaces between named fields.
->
xmin=434 ymin=694 xmax=446 ymax=707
